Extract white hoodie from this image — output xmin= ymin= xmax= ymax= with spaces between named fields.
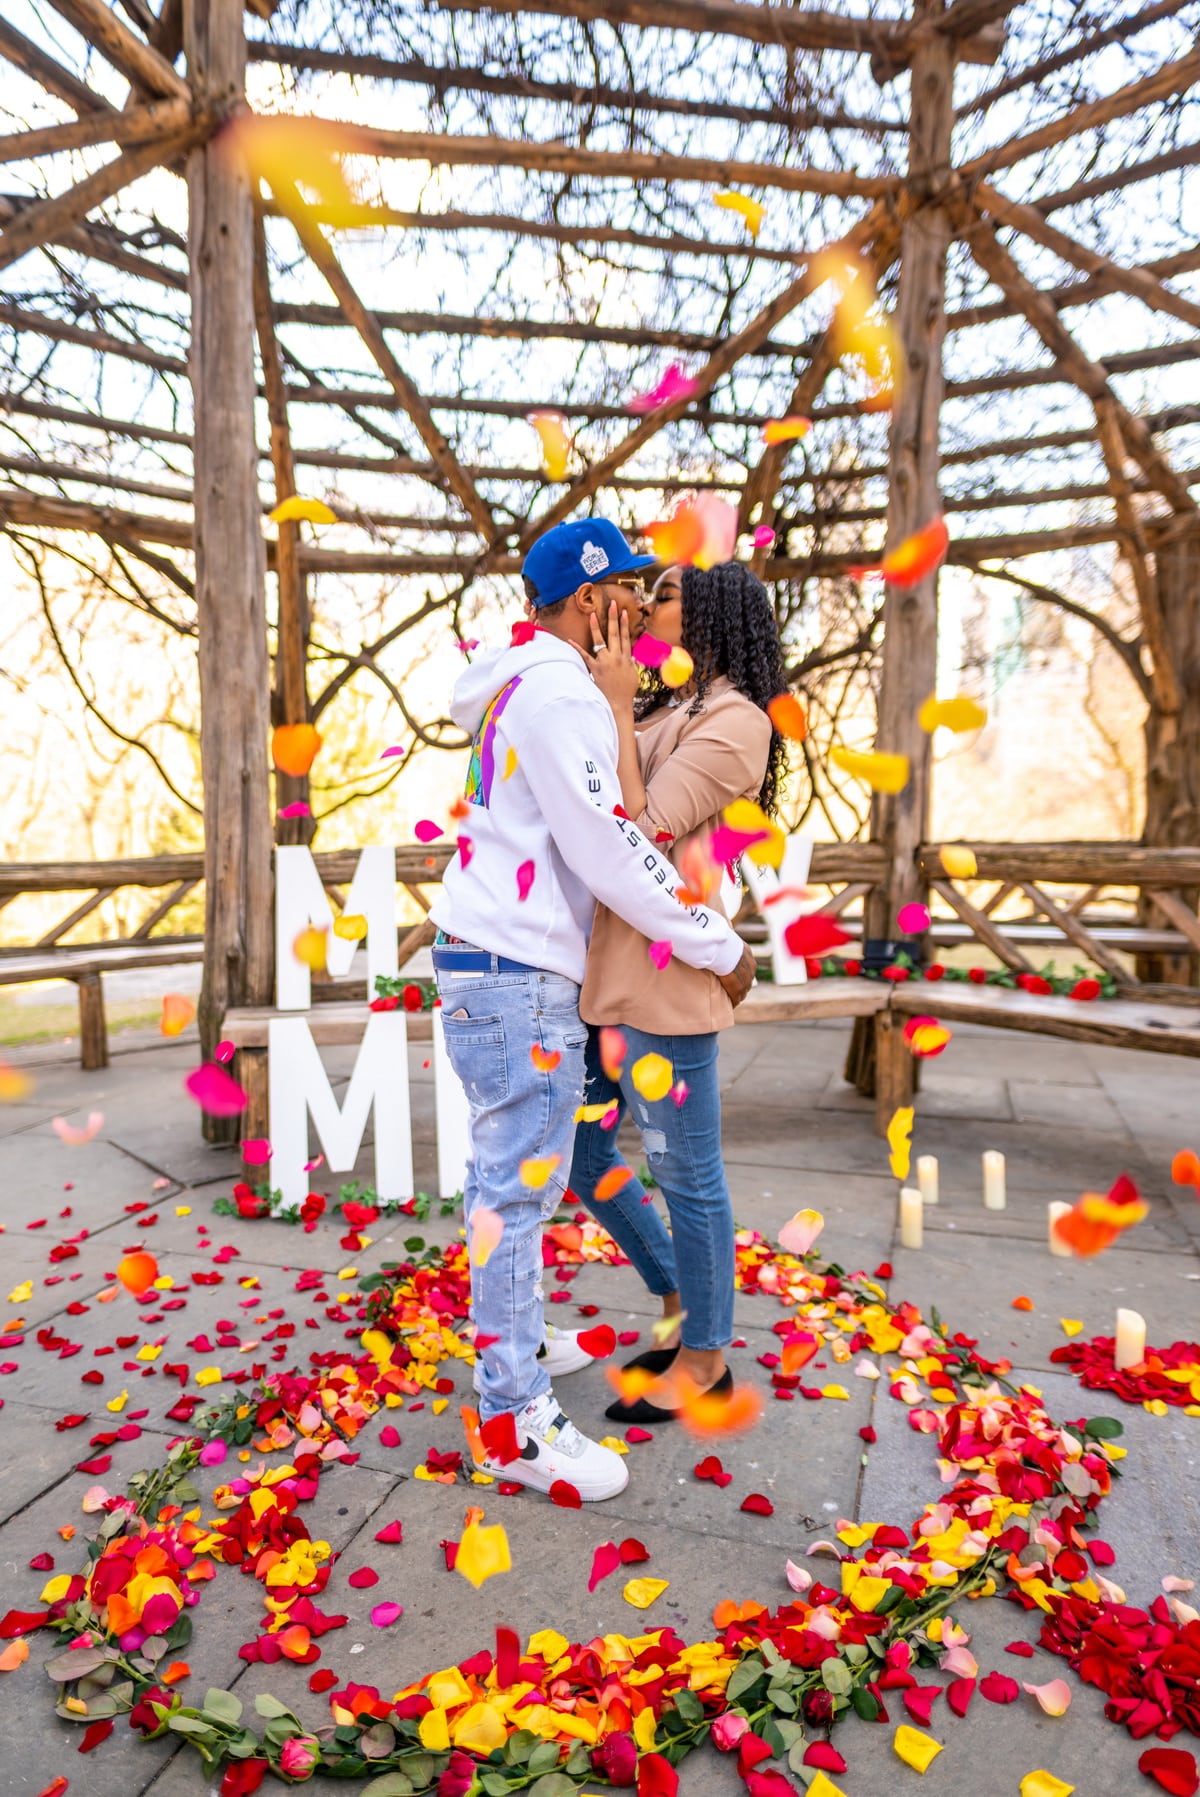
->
xmin=430 ymin=628 xmax=744 ymax=986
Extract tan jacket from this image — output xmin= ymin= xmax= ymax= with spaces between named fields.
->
xmin=580 ymin=677 xmax=773 ymax=1035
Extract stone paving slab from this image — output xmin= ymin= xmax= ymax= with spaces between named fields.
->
xmin=0 ymin=1017 xmax=1197 ymax=1796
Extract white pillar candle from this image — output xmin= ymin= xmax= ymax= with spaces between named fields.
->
xmin=899 ymin=1186 xmax=924 ymax=1250
xmin=917 ymin=1154 xmax=939 ymax=1205
xmin=982 ymin=1150 xmax=1006 ymax=1210
xmin=1114 ymin=1307 xmax=1147 ymax=1371
xmin=1048 ymin=1201 xmax=1072 ymax=1257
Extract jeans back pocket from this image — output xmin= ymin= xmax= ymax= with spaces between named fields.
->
xmin=440 ymin=1011 xmax=508 ymax=1108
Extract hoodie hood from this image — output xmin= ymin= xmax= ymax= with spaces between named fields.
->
xmin=449 ymin=629 xmax=585 ymax=734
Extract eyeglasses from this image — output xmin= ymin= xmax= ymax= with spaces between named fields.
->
xmin=599 ymin=574 xmax=646 ymax=599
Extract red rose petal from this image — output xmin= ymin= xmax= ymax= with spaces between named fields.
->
xmin=740 ymin=1493 xmax=774 ymax=1516
xmin=480 ymin=1413 xmax=520 ymax=1466
xmin=309 ymin=1668 xmax=337 ymax=1693
xmin=625 ymin=1426 xmax=654 ymax=1444
xmin=617 ymin=1330 xmax=641 ymax=1346
xmin=374 ymin=1521 xmax=404 ymax=1544
xmin=902 ymin=1685 xmax=943 ymax=1725
xmin=1005 ymin=1641 xmax=1036 ymax=1658
xmin=549 ymin=1479 xmax=582 ymax=1509
xmin=588 ymin=1541 xmax=622 ymax=1592
xmin=803 ymin=1743 xmax=848 ymax=1773
xmin=619 ymin=1537 xmax=650 ymax=1563
xmin=980 ymin=1671 xmax=1020 ymax=1705
xmin=79 ymin=1717 xmax=114 ymax=1753
xmin=577 ymin=1324 xmax=617 ymax=1358
xmin=946 ymin=1677 xmax=975 ymax=1718
xmin=1138 ymin=1748 xmax=1199 ymax=1796
xmin=694 ymin=1454 xmax=733 ymax=1488
xmin=378 ymin=1425 xmax=401 ymax=1448
xmin=347 ymin=1567 xmax=379 ymax=1588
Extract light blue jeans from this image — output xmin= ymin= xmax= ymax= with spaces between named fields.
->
xmin=436 ymin=966 xmax=587 ymax=1420
xmin=569 ymin=1024 xmax=735 ymax=1351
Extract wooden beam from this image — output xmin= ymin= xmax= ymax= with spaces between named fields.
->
xmin=434 ymin=0 xmax=1004 ymax=62
xmin=299 ymin=115 xmax=899 ymax=201
xmin=958 ymin=44 xmax=1200 ymax=179
xmin=0 ymin=130 xmax=200 ymax=273
xmin=1015 ymin=879 xmax=1134 ymax=986
xmin=951 ymin=245 xmax=1200 ymax=332
xmin=0 ymin=193 xmax=188 ymax=289
xmin=252 ymin=206 xmax=312 ymax=847
xmin=247 ymin=38 xmax=905 ymax=138
xmin=273 ymin=181 xmax=496 ymax=540
xmin=44 ymin=0 xmax=190 ymax=99
xmin=0 ymin=96 xmax=194 ymax=166
xmin=1092 ymin=395 xmax=1183 ymax=716
xmin=511 ymin=205 xmax=890 ymax=555
xmin=975 ymin=180 xmax=1200 ymax=335
xmin=960 ymin=0 xmax=1194 ymax=116
xmin=0 ymin=17 xmax=114 ymax=115
xmin=1033 ymin=141 xmax=1200 ymax=219
xmin=742 ymin=327 xmax=842 ymax=571
xmin=960 ymin=211 xmax=1198 ymax=516
xmin=185 ymin=0 xmax=273 ymax=1108
xmin=930 ymin=880 xmax=1037 ymax=974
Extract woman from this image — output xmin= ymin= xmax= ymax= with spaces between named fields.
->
xmin=570 ymin=559 xmax=789 ymax=1423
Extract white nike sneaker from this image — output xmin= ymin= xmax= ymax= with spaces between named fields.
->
xmin=477 ymin=1390 xmax=629 ymax=1501
xmin=537 ymin=1323 xmax=596 ymax=1378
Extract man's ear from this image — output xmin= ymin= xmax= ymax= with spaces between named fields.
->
xmin=573 ymin=582 xmax=599 ymax=617
xmin=523 ymin=597 xmax=538 ymax=620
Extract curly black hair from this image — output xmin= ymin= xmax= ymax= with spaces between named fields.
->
xmin=636 ymin=560 xmax=789 ymax=815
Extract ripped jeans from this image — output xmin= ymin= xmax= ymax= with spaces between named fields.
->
xmin=569 ymin=1024 xmax=734 ymax=1351
xmin=436 ymin=967 xmax=587 ymax=1419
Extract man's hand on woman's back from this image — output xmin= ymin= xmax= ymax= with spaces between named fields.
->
xmin=717 ymin=941 xmax=757 ymax=1008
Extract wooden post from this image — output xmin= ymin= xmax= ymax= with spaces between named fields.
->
xmin=252 ymin=210 xmax=313 ymax=847
xmin=76 ymin=972 xmax=109 ymax=1071
xmin=186 ymin=0 xmax=273 ymax=1142
xmin=1139 ymin=521 xmax=1200 ymax=985
xmin=847 ymin=0 xmax=956 ymax=1129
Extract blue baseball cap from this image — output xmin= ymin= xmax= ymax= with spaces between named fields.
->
xmin=521 ymin=518 xmax=655 ymax=607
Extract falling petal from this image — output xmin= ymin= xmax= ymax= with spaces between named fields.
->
xmin=51 ymin=1112 xmax=104 ymax=1147
xmin=333 ymin=913 xmax=368 ymax=940
xmin=784 ymin=915 xmax=850 ymax=958
xmin=766 ymin=692 xmax=807 ymax=741
xmin=940 ymin=844 xmax=978 ymax=878
xmin=645 ymin=492 xmax=737 ymax=569
xmin=753 ymin=524 xmax=776 ymax=548
xmin=830 ymin=745 xmax=910 ymax=794
xmin=887 ymin=1105 xmax=914 ymax=1181
xmin=600 ymin=1027 xmax=627 ymax=1080
xmin=270 ymin=494 xmax=336 ymax=525
xmin=516 ymin=860 xmax=536 ymax=902
xmin=160 ymin=993 xmax=196 ymax=1037
xmin=662 ymin=646 xmax=694 ymax=688
xmin=630 ymin=363 xmax=699 ymax=414
xmin=530 ymin=1044 xmax=562 ymax=1072
xmin=502 ymin=746 xmax=519 ymax=780
xmin=241 ymin=1138 xmax=271 ymax=1165
xmin=414 ymin=820 xmax=444 ymax=842
xmin=528 ymin=411 xmax=572 ymax=480
xmin=379 ymin=744 xmax=406 ymax=760
xmin=897 ymin=902 xmax=931 ymax=933
xmin=456 ymin=1519 xmax=512 ymax=1588
xmin=520 ymin=1154 xmax=562 ymax=1190
xmin=116 ymin=1252 xmax=158 ymax=1296
xmin=184 ymin=1063 xmax=248 ymax=1117
xmin=292 ymin=925 xmax=328 ymax=971
xmin=594 ymin=1166 xmax=635 ymax=1202
xmin=272 ymin=723 xmax=322 ymax=776
xmin=919 ymin=692 xmax=987 ymax=733
xmin=632 ymin=1053 xmax=674 ymax=1101
xmin=761 ymin=415 xmax=811 ymax=445
xmin=469 ymin=1207 xmax=504 ymax=1268
xmin=277 ymin=800 xmax=311 ymax=819
xmin=648 ymin=940 xmax=673 ymax=971
xmin=713 ymin=189 xmax=766 ymax=238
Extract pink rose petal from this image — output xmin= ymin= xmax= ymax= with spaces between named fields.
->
xmin=370 ymin=1601 xmax=403 ymax=1627
xmin=184 ymin=1063 xmax=248 ymax=1117
xmin=648 ymin=940 xmax=673 ymax=971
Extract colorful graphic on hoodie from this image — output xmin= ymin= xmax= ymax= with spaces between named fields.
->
xmin=463 ymin=675 xmax=522 ymax=808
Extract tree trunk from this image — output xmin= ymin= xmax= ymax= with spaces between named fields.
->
xmin=1139 ymin=522 xmax=1200 ymax=985
xmin=186 ymin=0 xmax=273 ymax=1140
xmin=847 ymin=1 xmax=955 ymax=1124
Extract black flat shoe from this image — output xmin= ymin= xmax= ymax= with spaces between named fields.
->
xmin=604 ymin=1367 xmax=732 ymax=1427
xmin=621 ymin=1344 xmax=679 ymax=1376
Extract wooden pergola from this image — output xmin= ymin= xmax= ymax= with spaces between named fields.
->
xmin=1 ymin=0 xmax=1198 ymax=1129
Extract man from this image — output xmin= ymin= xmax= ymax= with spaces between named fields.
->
xmin=431 ymin=517 xmax=756 ymax=1502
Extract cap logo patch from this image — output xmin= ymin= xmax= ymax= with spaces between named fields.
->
xmin=580 ymin=539 xmax=609 ymax=577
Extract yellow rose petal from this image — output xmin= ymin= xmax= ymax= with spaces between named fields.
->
xmin=599 ymin=1437 xmax=630 ymax=1455
xmin=940 ymin=844 xmax=977 ymax=878
xmin=623 ymin=1577 xmax=669 ymax=1610
xmin=333 ymin=913 xmax=368 ymax=941
xmin=631 ymin=1054 xmax=673 ymax=1103
xmin=419 ymin=1707 xmax=451 ymax=1751
xmin=520 ymin=1155 xmax=562 ymax=1190
xmin=7 ymin=1281 xmax=32 ymax=1304
xmin=106 ymin=1390 xmax=128 ymax=1413
xmin=821 ymin=1383 xmax=850 ymax=1400
xmin=807 ymin=1775 xmax=850 ymax=1797
xmin=174 ymin=1205 xmax=192 ymax=1216
xmin=455 ymin=1519 xmax=512 ymax=1589
xmin=194 ymin=1366 xmax=224 ymax=1386
xmin=1020 ymin=1776 xmax=1074 ymax=1797
xmin=634 ymin=1707 xmax=658 ymax=1752
xmin=894 ymin=1725 xmax=943 ymax=1773
xmin=136 ymin=1342 xmax=161 ymax=1361
xmin=1059 ymin=1319 xmax=1084 ymax=1338
xmin=337 ymin=1265 xmax=358 ymax=1281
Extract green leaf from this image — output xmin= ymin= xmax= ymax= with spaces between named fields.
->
xmin=362 ymin=1721 xmax=399 ymax=1759
xmin=480 ymin=1775 xmax=512 ymax=1797
xmin=774 ymin=1719 xmax=804 ymax=1752
xmin=875 ymin=1583 xmax=906 ymax=1615
xmin=787 ymin=1739 xmax=811 ymax=1776
xmin=528 ymin=1774 xmax=577 ymax=1797
xmin=526 ymin=1740 xmax=562 ymax=1776
xmin=767 ymin=1686 xmax=797 ymax=1715
xmin=44 ymin=1646 xmax=113 ymax=1682
xmin=362 ymin=1776 xmax=416 ymax=1797
xmin=851 ymin=1685 xmax=881 ymax=1722
xmin=563 ymin=1744 xmax=592 ymax=1778
xmin=760 ymin=1637 xmax=782 ymax=1668
xmin=759 ymin=1715 xmax=787 ymax=1756
xmin=727 ymin=1655 xmax=766 ymax=1702
xmin=254 ymin=1693 xmax=297 ymax=1720
xmin=673 ymin=1688 xmax=703 ymax=1725
xmin=820 ymin=1658 xmax=852 ymax=1697
xmin=202 ymin=1687 xmax=243 ymax=1727
xmin=404 ymin=1236 xmax=427 ymax=1254
xmin=504 ymin=1731 xmax=538 ymax=1766
xmin=168 ymin=1714 xmax=219 ymax=1739
xmin=1084 ymin=1416 xmax=1124 ymax=1440
xmin=842 ymin=1642 xmax=868 ymax=1666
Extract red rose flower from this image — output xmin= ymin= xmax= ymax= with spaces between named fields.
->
xmin=1070 ymin=977 xmax=1101 ymax=1001
xmin=593 ymin=1731 xmax=638 ymax=1786
xmin=967 ymin=967 xmax=988 ymax=984
xmin=802 ymin=1688 xmax=835 ymax=1725
xmin=923 ymin=963 xmax=946 ymax=980
xmin=403 ymin=984 xmax=424 ymax=1011
xmin=843 ymin=958 xmax=862 ymax=975
xmin=881 ymin=964 xmax=910 ymax=982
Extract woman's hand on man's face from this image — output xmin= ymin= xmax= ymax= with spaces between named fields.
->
xmin=587 ymin=600 xmax=642 ymax=712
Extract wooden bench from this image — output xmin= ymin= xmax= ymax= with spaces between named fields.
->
xmin=0 ymin=942 xmax=204 ymax=1070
